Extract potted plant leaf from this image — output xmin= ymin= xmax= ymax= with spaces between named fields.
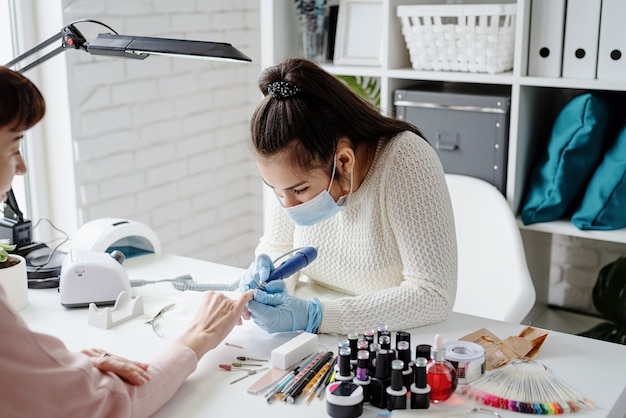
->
xmin=337 ymin=75 xmax=381 ymax=108
xmin=0 ymin=239 xmax=29 ymax=311
xmin=578 ymin=256 xmax=626 ymax=345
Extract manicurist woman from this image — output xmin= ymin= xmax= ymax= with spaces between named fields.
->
xmin=240 ymin=58 xmax=457 ymax=335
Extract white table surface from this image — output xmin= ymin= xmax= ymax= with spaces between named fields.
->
xmin=18 ymin=253 xmax=626 ymax=418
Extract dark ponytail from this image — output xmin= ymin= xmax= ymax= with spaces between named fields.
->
xmin=250 ymin=58 xmax=421 ymax=171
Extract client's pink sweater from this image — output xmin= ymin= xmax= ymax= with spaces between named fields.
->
xmin=0 ymin=288 xmax=197 ymax=417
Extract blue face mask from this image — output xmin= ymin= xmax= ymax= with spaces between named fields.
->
xmin=279 ymin=155 xmax=353 ymax=227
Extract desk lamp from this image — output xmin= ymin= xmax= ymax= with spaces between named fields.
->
xmin=1 ymin=18 xmax=251 ymax=282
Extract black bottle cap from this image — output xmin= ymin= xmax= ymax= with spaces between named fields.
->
xmin=396 ymin=331 xmax=411 ymax=348
xmin=415 ymin=344 xmax=432 ymax=360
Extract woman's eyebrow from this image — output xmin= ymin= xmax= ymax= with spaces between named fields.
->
xmin=262 ymin=178 xmax=307 ymax=191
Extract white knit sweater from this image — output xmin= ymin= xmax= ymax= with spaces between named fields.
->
xmin=256 ymin=131 xmax=457 ymax=335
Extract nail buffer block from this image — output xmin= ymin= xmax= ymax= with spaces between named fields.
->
xmin=271 ymin=332 xmax=318 ymax=370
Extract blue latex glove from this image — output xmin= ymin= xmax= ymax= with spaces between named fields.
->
xmin=247 ymin=290 xmax=323 ymax=334
xmin=239 ymin=254 xmax=285 ymax=294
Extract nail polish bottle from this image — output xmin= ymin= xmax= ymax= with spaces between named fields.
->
xmin=336 ymin=338 xmax=350 ymax=373
xmin=377 ymin=323 xmax=390 ymax=343
xmin=379 ymin=334 xmax=392 ymax=351
xmin=336 ymin=346 xmax=354 ymax=382
xmin=348 ymin=331 xmax=359 ymax=366
xmin=353 ymin=349 xmax=371 ymax=403
xmin=426 ymin=334 xmax=457 ymax=403
xmin=386 ymin=359 xmax=408 ymax=410
xmin=395 ymin=330 xmax=411 ymax=349
xmin=357 ymin=339 xmax=369 ymax=354
xmin=363 ymin=328 xmax=376 ymax=346
xmin=369 ymin=348 xmax=391 ymax=409
xmin=368 ymin=342 xmax=380 ymax=377
xmin=396 ymin=340 xmax=413 ymax=389
xmin=410 ymin=357 xmax=430 ymax=409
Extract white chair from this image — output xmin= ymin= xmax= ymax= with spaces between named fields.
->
xmin=445 ymin=174 xmax=536 ymax=323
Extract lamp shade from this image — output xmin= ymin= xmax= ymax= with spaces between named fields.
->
xmin=86 ymin=33 xmax=252 ymax=63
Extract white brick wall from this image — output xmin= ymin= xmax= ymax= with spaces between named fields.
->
xmin=61 ymin=0 xmax=263 ymax=267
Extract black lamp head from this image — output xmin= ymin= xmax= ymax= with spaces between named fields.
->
xmin=85 ymin=33 xmax=252 ymax=63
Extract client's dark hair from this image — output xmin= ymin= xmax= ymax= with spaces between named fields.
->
xmin=0 ymin=66 xmax=46 ymax=130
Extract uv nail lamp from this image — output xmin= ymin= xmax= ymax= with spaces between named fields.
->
xmin=59 ymin=249 xmax=130 ymax=308
xmin=70 ymin=218 xmax=162 ymax=259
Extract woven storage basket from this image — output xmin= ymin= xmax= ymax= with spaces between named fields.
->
xmin=397 ymin=3 xmax=516 ymax=74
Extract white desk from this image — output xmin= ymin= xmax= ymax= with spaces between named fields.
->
xmin=19 ymin=253 xmax=626 ymax=418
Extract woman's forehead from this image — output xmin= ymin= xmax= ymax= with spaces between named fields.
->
xmin=257 ymin=153 xmax=326 ymax=190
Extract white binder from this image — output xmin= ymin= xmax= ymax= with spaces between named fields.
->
xmin=527 ymin=0 xmax=566 ymax=77
xmin=562 ymin=0 xmax=601 ymax=79
xmin=597 ymin=0 xmax=626 ymax=80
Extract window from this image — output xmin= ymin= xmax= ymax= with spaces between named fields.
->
xmin=1 ymin=0 xmax=75 ymax=243
xmin=0 ymin=0 xmax=29 ymax=217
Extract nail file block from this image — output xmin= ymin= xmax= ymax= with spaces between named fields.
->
xmin=271 ymin=332 xmax=318 ymax=370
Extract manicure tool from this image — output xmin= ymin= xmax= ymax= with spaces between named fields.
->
xmin=236 ymin=356 xmax=267 ymax=362
xmin=219 ymin=364 xmax=259 ymax=372
xmin=229 ymin=367 xmax=269 ymax=385
xmin=225 ymin=342 xmax=243 ymax=349
xmin=230 ymin=362 xmax=263 ymax=367
xmin=171 ymin=246 xmax=317 ymax=292
xmin=145 ymin=303 xmax=175 ymax=337
xmin=258 ymin=247 xmax=317 ymax=288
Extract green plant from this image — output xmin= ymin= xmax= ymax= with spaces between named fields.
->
xmin=0 ymin=239 xmax=19 ymax=269
xmin=578 ymin=256 xmax=626 ymax=345
xmin=336 ymin=75 xmax=381 ymax=108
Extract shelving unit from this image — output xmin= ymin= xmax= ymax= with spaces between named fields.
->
xmin=260 ymin=0 xmax=626 ymax=325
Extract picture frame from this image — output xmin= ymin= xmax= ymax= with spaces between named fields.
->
xmin=333 ymin=0 xmax=384 ymax=66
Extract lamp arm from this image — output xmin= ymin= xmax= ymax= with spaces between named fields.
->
xmin=15 ymin=46 xmax=66 ymax=74
xmin=5 ymin=24 xmax=88 ymax=73
xmin=4 ymin=30 xmax=62 ymax=68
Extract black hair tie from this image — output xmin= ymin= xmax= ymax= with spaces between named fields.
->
xmin=267 ymin=81 xmax=300 ymax=99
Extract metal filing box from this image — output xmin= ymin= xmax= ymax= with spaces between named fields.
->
xmin=394 ymin=83 xmax=511 ymax=194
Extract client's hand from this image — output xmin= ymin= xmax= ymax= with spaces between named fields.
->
xmin=175 ymin=290 xmax=253 ymax=360
xmin=239 ymin=254 xmax=276 ymax=292
xmin=81 ymin=348 xmax=150 ymax=386
xmin=247 ymin=290 xmax=322 ymax=334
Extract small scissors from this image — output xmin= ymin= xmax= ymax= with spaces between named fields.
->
xmin=145 ymin=303 xmax=175 ymax=337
